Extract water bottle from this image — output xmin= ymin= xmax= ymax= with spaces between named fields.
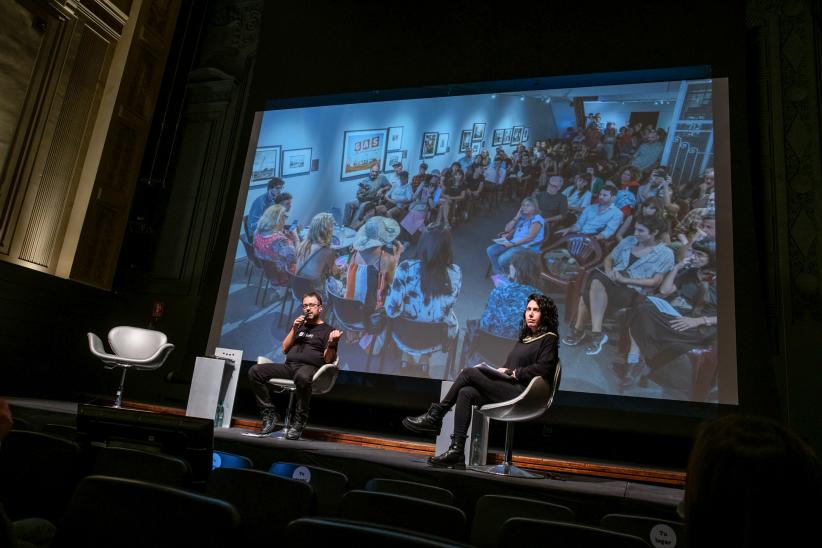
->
xmin=214 ymin=403 xmax=224 ymax=428
xmin=470 ymin=429 xmax=485 ymax=466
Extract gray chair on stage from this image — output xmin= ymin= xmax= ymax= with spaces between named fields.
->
xmin=468 ymin=361 xmax=561 ymax=479
xmin=87 ymin=326 xmax=175 ymax=408
xmin=260 ymin=355 xmax=339 ymax=437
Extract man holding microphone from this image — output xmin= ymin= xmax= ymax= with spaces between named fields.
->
xmin=248 ymin=291 xmax=342 ymax=440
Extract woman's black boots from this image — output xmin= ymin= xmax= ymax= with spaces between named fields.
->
xmin=428 ymin=435 xmax=466 ymax=469
xmin=402 ymin=403 xmax=446 ymax=435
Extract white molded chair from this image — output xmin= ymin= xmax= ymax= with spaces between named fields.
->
xmin=88 ymin=327 xmax=175 ymax=407
xmin=469 ymin=361 xmax=562 ymax=479
xmin=259 ymin=355 xmax=339 ymax=437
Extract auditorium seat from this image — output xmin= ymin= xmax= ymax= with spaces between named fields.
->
xmin=498 ymin=518 xmax=651 ymax=548
xmin=90 ymin=446 xmax=191 ymax=487
xmin=206 ymin=467 xmax=313 ymax=544
xmin=365 ymin=478 xmax=454 ymax=505
xmin=286 ymin=517 xmax=471 ymax=547
xmin=470 ymin=494 xmax=576 ymax=548
xmin=0 ymin=430 xmax=82 ymax=522
xmin=54 ymin=475 xmax=239 ymax=548
xmin=338 ymin=490 xmax=467 ymax=541
xmin=600 ymin=513 xmax=685 ymax=548
xmin=268 ymin=461 xmax=349 ymax=515
xmin=212 ymin=450 xmax=253 ymax=469
xmin=41 ymin=423 xmax=78 ymax=441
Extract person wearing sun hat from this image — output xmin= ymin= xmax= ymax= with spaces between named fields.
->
xmin=328 ymin=217 xmax=404 ymax=320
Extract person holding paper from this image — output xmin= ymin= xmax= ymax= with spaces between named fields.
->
xmin=402 ymin=294 xmax=559 ymax=469
xmin=485 ymin=197 xmax=545 ymax=275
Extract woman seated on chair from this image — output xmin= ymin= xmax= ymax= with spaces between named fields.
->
xmin=620 ymin=238 xmax=717 ymax=387
xmin=327 ymin=216 xmax=403 ymax=327
xmin=562 ymin=214 xmax=675 ymax=356
xmin=486 ymin=197 xmax=545 ymax=276
xmin=253 ymin=204 xmax=298 ymax=285
xmin=384 ymin=228 xmax=461 ymax=375
xmin=402 ymin=294 xmax=559 ymax=469
xmin=295 ymin=212 xmax=339 ymax=295
xmin=478 ymin=249 xmax=542 ymax=339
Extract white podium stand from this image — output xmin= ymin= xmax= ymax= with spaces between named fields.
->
xmin=186 ymin=348 xmax=243 ymax=428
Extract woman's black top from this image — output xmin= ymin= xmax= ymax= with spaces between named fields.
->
xmin=502 ymin=333 xmax=558 ymax=385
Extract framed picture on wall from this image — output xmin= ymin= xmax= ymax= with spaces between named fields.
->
xmin=459 ymin=130 xmax=472 ymax=152
xmin=521 ymin=127 xmax=530 ymax=143
xmin=282 ymin=147 xmax=312 ymax=177
xmin=341 ymin=128 xmax=388 ymax=180
xmin=251 ymin=145 xmax=281 ymax=181
xmin=421 ymin=132 xmax=438 ymax=159
xmin=436 ymin=133 xmax=449 ymax=155
xmin=472 ymin=122 xmax=486 ymax=141
xmin=492 ymin=129 xmax=504 ymax=147
xmin=470 ymin=142 xmax=481 ymax=156
xmin=383 ymin=150 xmax=405 ymax=172
xmin=388 ymin=126 xmax=404 ymax=151
xmin=511 ymin=126 xmax=523 ymax=145
xmin=502 ymin=128 xmax=512 ymax=145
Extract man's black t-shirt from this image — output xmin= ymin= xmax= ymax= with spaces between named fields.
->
xmin=285 ymin=322 xmax=334 ymax=367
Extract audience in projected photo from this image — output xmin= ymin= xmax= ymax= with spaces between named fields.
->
xmin=561 ymin=173 xmax=592 ymax=216
xmin=486 ymin=197 xmax=545 ymax=276
xmin=621 ymin=238 xmax=717 ymax=386
xmin=253 ymin=204 xmax=298 ymax=285
xmin=343 ymin=163 xmax=389 ymax=227
xmin=295 ymin=212 xmax=338 ymax=294
xmin=557 ymin=182 xmax=623 ymax=240
xmin=562 ymin=215 xmax=675 ymax=356
xmin=478 ymin=249 xmax=542 ymax=339
xmin=385 ymin=228 xmax=462 ymax=375
xmin=247 ymin=177 xmax=285 ymax=235
xmin=229 ymin=99 xmax=726 ymax=401
xmin=616 ymin=196 xmax=671 ymax=243
xmin=328 ymin=217 xmax=402 ymax=320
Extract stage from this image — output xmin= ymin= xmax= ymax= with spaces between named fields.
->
xmin=7 ymin=397 xmax=684 ymax=525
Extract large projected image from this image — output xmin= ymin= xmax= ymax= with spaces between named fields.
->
xmin=215 ymin=75 xmax=736 ymax=405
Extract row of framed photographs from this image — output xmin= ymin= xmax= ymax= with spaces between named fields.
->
xmin=492 ymin=126 xmax=529 ymax=147
xmin=251 ymin=146 xmax=313 ymax=181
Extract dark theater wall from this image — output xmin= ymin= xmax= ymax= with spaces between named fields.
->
xmin=1 ymin=0 xmax=820 ymax=453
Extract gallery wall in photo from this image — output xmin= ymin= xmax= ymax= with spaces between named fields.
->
xmin=521 ymin=127 xmax=530 ymax=143
xmin=472 ymin=122 xmax=485 ymax=141
xmin=388 ymin=126 xmax=404 ymax=151
xmin=421 ymin=132 xmax=438 ymax=159
xmin=436 ymin=133 xmax=449 ymax=155
xmin=502 ymin=128 xmax=512 ymax=145
xmin=511 ymin=126 xmax=523 ymax=145
xmin=459 ymin=129 xmax=472 ymax=152
xmin=341 ymin=128 xmax=388 ymax=180
xmin=251 ymin=145 xmax=281 ymax=183
xmin=470 ymin=142 xmax=481 ymax=156
xmin=281 ymin=147 xmax=312 ymax=177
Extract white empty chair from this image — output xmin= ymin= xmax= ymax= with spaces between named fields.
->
xmin=88 ymin=327 xmax=175 ymax=407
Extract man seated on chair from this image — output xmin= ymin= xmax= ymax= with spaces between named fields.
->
xmin=248 ymin=292 xmax=342 ymax=440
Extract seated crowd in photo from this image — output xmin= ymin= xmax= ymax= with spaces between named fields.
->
xmin=241 ymin=116 xmax=720 ymax=394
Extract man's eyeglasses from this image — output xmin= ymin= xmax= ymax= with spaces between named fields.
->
xmin=302 ymin=303 xmax=320 ymax=309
